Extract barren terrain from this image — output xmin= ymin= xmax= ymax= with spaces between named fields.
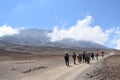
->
xmin=0 ymin=48 xmax=119 ymax=80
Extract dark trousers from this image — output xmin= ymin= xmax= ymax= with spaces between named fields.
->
xmin=73 ymin=59 xmax=76 ymax=64
xmin=65 ymin=61 xmax=69 ymax=66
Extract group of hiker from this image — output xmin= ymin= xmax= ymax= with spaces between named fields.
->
xmin=64 ymin=51 xmax=104 ymax=66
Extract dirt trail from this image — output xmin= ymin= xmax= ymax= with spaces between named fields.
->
xmin=20 ymin=52 xmax=114 ymax=80
xmin=20 ymin=63 xmax=91 ymax=80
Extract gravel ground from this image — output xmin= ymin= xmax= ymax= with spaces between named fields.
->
xmin=82 ymin=54 xmax=120 ymax=80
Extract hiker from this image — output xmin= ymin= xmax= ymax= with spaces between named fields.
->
xmin=96 ymin=53 xmax=99 ymax=60
xmin=77 ymin=53 xmax=81 ymax=63
xmin=101 ymin=52 xmax=104 ymax=58
xmin=85 ymin=53 xmax=88 ymax=63
xmin=72 ymin=51 xmax=77 ymax=64
xmin=86 ymin=53 xmax=91 ymax=64
xmin=91 ymin=52 xmax=94 ymax=60
xmin=82 ymin=52 xmax=86 ymax=63
xmin=64 ymin=52 xmax=69 ymax=66
xmin=80 ymin=53 xmax=83 ymax=63
xmin=77 ymin=53 xmax=82 ymax=63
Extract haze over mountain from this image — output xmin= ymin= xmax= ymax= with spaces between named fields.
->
xmin=0 ymin=29 xmax=108 ymax=49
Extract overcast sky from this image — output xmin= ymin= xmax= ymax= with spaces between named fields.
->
xmin=0 ymin=0 xmax=120 ymax=49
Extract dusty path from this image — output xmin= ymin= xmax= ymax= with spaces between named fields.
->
xmin=21 ymin=63 xmax=91 ymax=80
xmin=20 ymin=52 xmax=114 ymax=80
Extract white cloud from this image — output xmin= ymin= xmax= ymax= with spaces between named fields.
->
xmin=48 ymin=16 xmax=108 ymax=44
xmin=112 ymin=39 xmax=120 ymax=49
xmin=0 ymin=24 xmax=19 ymax=37
xmin=106 ymin=28 xmax=115 ymax=34
xmin=110 ymin=27 xmax=120 ymax=49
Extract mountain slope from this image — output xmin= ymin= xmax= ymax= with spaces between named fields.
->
xmin=0 ymin=29 xmax=108 ymax=49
